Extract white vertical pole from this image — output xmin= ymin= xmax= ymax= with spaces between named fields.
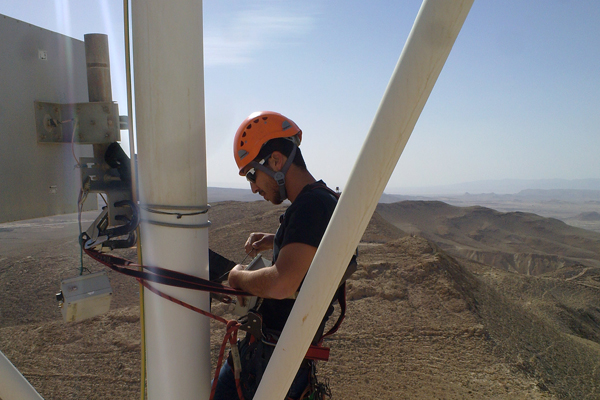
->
xmin=0 ymin=350 xmax=44 ymax=400
xmin=130 ymin=1 xmax=210 ymax=399
xmin=254 ymin=1 xmax=474 ymax=399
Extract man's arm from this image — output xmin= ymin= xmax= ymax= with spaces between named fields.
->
xmin=228 ymin=242 xmax=317 ymax=300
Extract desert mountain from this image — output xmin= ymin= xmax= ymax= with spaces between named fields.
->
xmin=1 ymin=200 xmax=599 ymax=399
xmin=376 ymin=201 xmax=600 ymax=275
xmin=575 ymin=211 xmax=600 ymax=221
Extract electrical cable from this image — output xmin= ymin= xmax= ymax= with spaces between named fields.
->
xmin=77 ymin=187 xmax=93 ymax=275
xmin=215 ymin=249 xmax=255 ymax=282
xmin=71 ymin=117 xmax=87 ymax=276
xmin=77 ymin=189 xmax=85 ymax=275
xmin=65 ymin=118 xmax=80 ymax=168
xmin=99 ymin=193 xmax=108 ymax=207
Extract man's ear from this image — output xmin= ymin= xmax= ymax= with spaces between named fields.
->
xmin=270 ymin=151 xmax=287 ymax=172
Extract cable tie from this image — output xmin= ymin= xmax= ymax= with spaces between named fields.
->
xmin=140 ymin=204 xmax=210 ymax=218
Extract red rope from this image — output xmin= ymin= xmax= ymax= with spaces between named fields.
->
xmin=209 ymin=320 xmax=245 ymax=400
xmin=140 ymin=279 xmax=229 ymax=324
xmin=84 ymin=248 xmax=244 ymax=399
xmin=85 ymin=247 xmax=337 ymax=400
xmin=141 ymin=280 xmax=241 ymax=399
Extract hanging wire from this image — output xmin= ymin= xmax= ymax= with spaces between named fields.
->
xmin=68 ymin=118 xmax=81 ymax=168
xmin=66 ymin=116 xmax=88 ymax=276
xmin=99 ymin=192 xmax=108 ymax=206
xmin=77 ymin=188 xmax=87 ymax=275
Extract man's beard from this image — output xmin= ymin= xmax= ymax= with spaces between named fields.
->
xmin=271 ymin=190 xmax=284 ymax=205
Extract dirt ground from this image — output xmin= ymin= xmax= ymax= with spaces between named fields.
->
xmin=1 ymin=203 xmax=600 ymax=399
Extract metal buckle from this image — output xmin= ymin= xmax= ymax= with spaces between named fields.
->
xmin=237 ymin=311 xmax=263 ymax=340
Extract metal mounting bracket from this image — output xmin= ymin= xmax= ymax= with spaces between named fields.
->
xmin=79 ymin=156 xmax=133 ymax=228
xmin=34 ymin=100 xmax=121 ymax=144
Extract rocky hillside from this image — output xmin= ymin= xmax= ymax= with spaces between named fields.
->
xmin=1 ymin=201 xmax=600 ymax=399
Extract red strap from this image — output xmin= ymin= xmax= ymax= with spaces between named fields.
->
xmin=259 ymin=337 xmax=330 ymax=362
xmin=305 ymin=345 xmax=330 ymax=362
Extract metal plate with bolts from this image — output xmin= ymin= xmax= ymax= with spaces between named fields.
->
xmin=34 ymin=100 xmax=121 ymax=144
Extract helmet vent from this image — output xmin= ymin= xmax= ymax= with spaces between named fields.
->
xmin=242 ymin=132 xmax=246 ymax=137
xmin=240 ymin=140 xmax=245 ymax=147
xmin=238 ymin=149 xmax=249 ymax=159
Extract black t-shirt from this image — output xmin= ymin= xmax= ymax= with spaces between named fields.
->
xmin=258 ymin=180 xmax=338 ymax=332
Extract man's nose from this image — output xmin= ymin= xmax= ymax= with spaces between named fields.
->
xmin=250 ymin=182 xmax=259 ymax=193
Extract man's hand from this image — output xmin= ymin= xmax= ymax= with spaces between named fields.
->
xmin=245 ymin=232 xmax=275 ymax=254
xmin=227 ymin=264 xmax=248 ymax=305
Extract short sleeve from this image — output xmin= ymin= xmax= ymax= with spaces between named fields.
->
xmin=278 ymin=189 xmax=337 ymax=252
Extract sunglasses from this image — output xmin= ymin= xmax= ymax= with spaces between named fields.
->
xmin=245 ymin=155 xmax=271 ymax=183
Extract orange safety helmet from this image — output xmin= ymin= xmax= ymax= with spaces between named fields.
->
xmin=234 ymin=111 xmax=302 ymax=175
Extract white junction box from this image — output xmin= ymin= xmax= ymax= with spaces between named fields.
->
xmin=58 ymin=271 xmax=112 ymax=322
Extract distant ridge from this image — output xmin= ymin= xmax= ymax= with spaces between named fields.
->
xmin=380 ymin=188 xmax=600 ymax=204
xmin=209 ymin=184 xmax=600 ymax=204
xmin=375 ymin=200 xmax=600 ymax=275
xmin=208 ymin=187 xmax=257 ymax=202
xmin=387 ymin=178 xmax=600 ymax=196
xmin=576 ymin=211 xmax=600 ymax=221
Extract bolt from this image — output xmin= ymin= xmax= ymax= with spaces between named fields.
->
xmin=90 ymin=119 xmax=96 ymax=126
xmin=102 ymin=105 xmax=109 ymax=113
xmin=107 ymin=118 xmax=113 ymax=127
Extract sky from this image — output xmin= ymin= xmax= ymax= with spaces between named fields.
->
xmin=1 ymin=0 xmax=599 ymax=194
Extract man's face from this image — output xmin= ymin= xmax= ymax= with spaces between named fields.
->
xmin=244 ymin=159 xmax=283 ymax=205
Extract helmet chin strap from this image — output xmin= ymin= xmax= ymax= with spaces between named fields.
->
xmin=249 ymin=145 xmax=297 ymax=201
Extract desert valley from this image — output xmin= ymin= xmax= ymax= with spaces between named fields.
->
xmin=1 ymin=188 xmax=599 ymax=399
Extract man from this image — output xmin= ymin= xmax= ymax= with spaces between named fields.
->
xmin=213 ymin=111 xmax=343 ymax=400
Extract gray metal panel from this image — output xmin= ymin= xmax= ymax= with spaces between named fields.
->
xmin=0 ymin=14 xmax=97 ymax=223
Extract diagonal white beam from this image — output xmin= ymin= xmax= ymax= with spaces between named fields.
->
xmin=0 ymin=350 xmax=44 ymax=400
xmin=254 ymin=0 xmax=474 ymax=398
